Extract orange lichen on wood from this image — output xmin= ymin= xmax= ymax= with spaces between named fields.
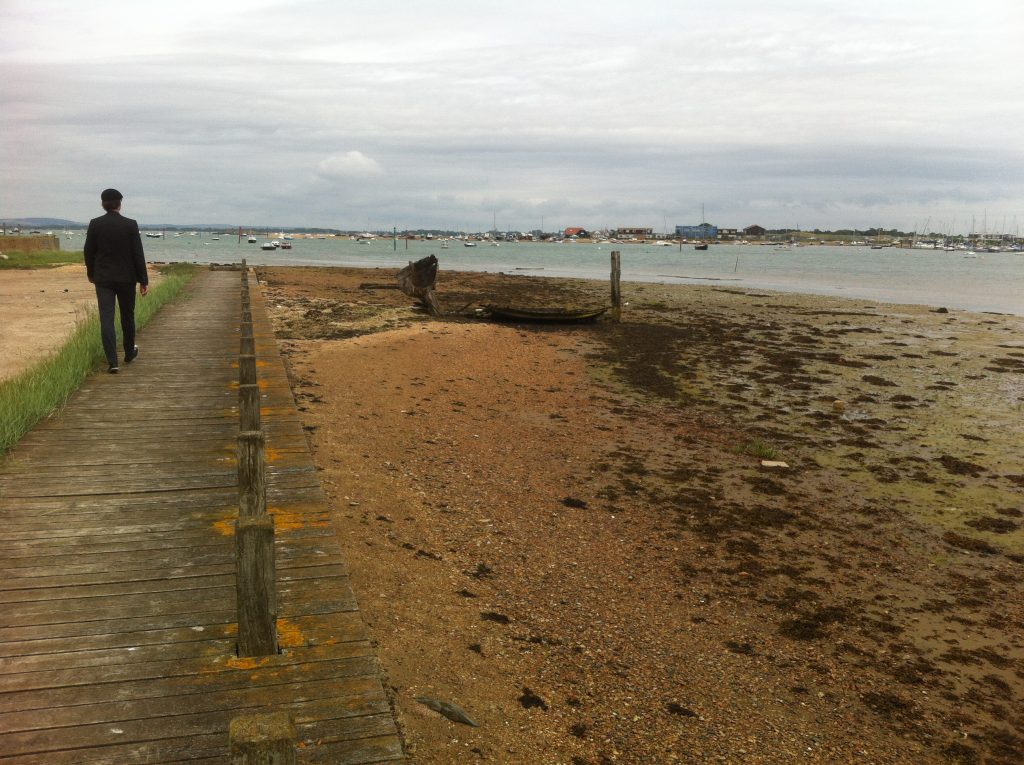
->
xmin=213 ymin=516 xmax=236 ymax=536
xmin=277 ymin=618 xmax=305 ymax=648
xmin=269 ymin=506 xmax=329 ymax=532
xmin=226 ymin=655 xmax=274 ymax=670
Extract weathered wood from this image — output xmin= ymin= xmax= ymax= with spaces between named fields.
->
xmin=0 ymin=270 xmax=404 ymax=763
xmin=610 ymin=250 xmax=622 ymax=321
xmin=240 ymin=332 xmax=256 ymax=356
xmin=239 ymin=353 xmax=257 ymax=385
xmin=229 ymin=712 xmax=297 ymax=765
xmin=239 ymin=383 xmax=262 ymax=432
xmin=396 ymin=254 xmax=441 ymax=315
xmin=238 ymin=430 xmax=267 ymax=517
xmin=235 ymin=514 xmax=278 ymax=657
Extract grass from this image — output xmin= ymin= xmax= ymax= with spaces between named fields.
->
xmin=0 ymin=263 xmax=199 ymax=456
xmin=734 ymin=439 xmax=781 ymax=460
xmin=0 ymin=249 xmax=81 ymax=269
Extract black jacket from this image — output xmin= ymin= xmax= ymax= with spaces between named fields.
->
xmin=84 ymin=211 xmax=149 ymax=285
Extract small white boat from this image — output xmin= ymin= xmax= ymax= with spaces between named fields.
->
xmin=260 ymin=242 xmax=276 ymax=251
xmin=145 ymin=232 xmax=163 ymax=238
xmin=247 ymin=236 xmax=257 ymax=243
xmin=464 ymin=241 xmax=477 ymax=247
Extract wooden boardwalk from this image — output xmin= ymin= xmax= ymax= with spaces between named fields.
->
xmin=0 ymin=270 xmax=405 ymax=764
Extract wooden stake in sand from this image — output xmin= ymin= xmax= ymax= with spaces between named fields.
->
xmin=610 ymin=250 xmax=622 ymax=321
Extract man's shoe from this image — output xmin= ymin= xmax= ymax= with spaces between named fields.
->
xmin=108 ymin=365 xmax=119 ymax=374
xmin=125 ymin=346 xmax=139 ymax=364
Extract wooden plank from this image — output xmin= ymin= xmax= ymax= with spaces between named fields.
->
xmin=0 ymin=682 xmax=389 ymax=741
xmin=0 ymin=561 xmax=344 ymax=606
xmin=0 ymin=270 xmax=404 ymax=763
xmin=3 ymin=575 xmax=355 ymax=629
xmin=0 ymin=611 xmax=366 ymax=667
xmin=0 ymin=647 xmax=379 ymax=712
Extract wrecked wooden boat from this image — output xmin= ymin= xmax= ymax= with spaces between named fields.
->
xmin=397 ymin=254 xmax=440 ymax=315
xmin=482 ymin=305 xmax=607 ymax=323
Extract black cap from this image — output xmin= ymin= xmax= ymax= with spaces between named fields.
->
xmin=100 ymin=188 xmax=123 ymax=201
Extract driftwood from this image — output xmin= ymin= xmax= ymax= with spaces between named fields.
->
xmin=397 ymin=255 xmax=441 ymax=315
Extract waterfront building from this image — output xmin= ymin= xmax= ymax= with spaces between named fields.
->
xmin=616 ymin=227 xmax=653 ymax=239
xmin=676 ymin=223 xmax=718 ymax=240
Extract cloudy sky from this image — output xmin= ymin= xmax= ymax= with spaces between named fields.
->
xmin=2 ymin=0 xmax=1022 ymax=233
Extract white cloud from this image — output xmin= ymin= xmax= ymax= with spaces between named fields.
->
xmin=317 ymin=152 xmax=385 ymax=180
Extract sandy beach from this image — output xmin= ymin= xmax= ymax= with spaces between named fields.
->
xmin=0 ymin=264 xmax=164 ymax=381
xmin=5 ymin=264 xmax=1021 ymax=763
xmin=0 ymin=265 xmax=97 ymax=380
xmin=254 ymin=266 xmax=1023 ymax=765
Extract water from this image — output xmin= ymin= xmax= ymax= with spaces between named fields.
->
xmin=103 ymin=233 xmax=1024 ymax=316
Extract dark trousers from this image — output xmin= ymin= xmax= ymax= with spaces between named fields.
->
xmin=95 ymin=282 xmax=137 ymax=366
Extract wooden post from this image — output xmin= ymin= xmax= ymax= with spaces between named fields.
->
xmin=610 ymin=250 xmax=622 ymax=321
xmin=239 ymin=354 xmax=257 ymax=386
xmin=235 ymin=514 xmax=278 ymax=657
xmin=238 ymin=430 xmax=266 ymax=517
xmin=239 ymin=383 xmax=262 ymax=432
xmin=240 ymin=333 xmax=256 ymax=356
xmin=230 ymin=713 xmax=296 ymax=765
xmin=241 ymin=308 xmax=253 ymax=325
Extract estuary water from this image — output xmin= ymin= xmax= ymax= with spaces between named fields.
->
xmin=124 ymin=234 xmax=1023 ymax=316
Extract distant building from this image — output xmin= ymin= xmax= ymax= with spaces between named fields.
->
xmin=676 ymin=223 xmax=718 ymax=240
xmin=615 ymin=227 xmax=653 ymax=239
xmin=563 ymin=227 xmax=589 ymax=238
xmin=717 ymin=228 xmax=738 ymax=240
xmin=744 ymin=225 xmax=767 ymax=238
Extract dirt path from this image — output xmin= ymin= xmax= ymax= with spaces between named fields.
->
xmin=259 ymin=266 xmax=1024 ymax=765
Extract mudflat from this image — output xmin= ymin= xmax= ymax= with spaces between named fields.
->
xmin=255 ymin=265 xmax=1024 ymax=764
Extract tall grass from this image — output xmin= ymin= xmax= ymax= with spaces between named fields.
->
xmin=0 ymin=263 xmax=199 ymax=455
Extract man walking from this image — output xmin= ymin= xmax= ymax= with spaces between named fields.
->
xmin=84 ymin=188 xmax=149 ymax=373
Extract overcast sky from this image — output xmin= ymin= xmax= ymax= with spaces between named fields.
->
xmin=2 ymin=0 xmax=1022 ymax=233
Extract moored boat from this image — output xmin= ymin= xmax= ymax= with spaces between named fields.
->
xmin=483 ymin=305 xmax=607 ymax=323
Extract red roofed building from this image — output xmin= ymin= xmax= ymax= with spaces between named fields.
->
xmin=563 ymin=227 xmax=589 ymax=238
